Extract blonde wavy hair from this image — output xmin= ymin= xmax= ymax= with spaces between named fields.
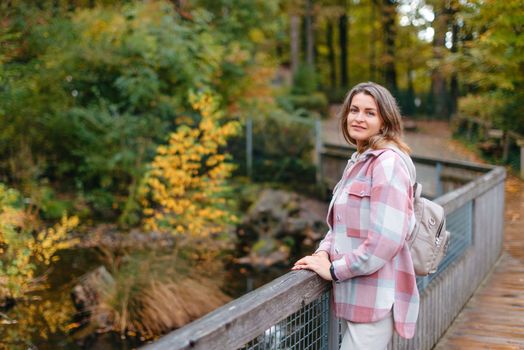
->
xmin=339 ymin=81 xmax=411 ymax=154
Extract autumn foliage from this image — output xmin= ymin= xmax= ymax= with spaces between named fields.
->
xmin=0 ymin=184 xmax=79 ymax=299
xmin=141 ymin=92 xmax=240 ymax=237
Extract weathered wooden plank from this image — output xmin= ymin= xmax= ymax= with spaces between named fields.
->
xmin=141 ymin=271 xmax=330 ymax=350
xmin=435 ymin=250 xmax=524 ymax=349
xmin=322 ymin=142 xmax=496 ymax=172
xmin=437 ymin=167 xmax=506 ymax=214
xmin=321 ymin=144 xmax=505 ymax=205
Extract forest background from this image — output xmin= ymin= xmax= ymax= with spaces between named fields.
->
xmin=0 ymin=0 xmax=523 ymax=349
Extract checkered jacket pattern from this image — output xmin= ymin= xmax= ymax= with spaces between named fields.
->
xmin=316 ymin=148 xmax=419 ymax=339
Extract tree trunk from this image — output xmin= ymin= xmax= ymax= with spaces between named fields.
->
xmin=305 ymin=0 xmax=315 ymax=66
xmin=290 ymin=15 xmax=300 ymax=76
xmin=449 ymin=0 xmax=459 ymax=116
xmin=406 ymin=48 xmax=415 ymax=116
xmin=431 ymin=1 xmax=449 ymax=118
xmin=339 ymin=13 xmax=348 ymax=87
xmin=381 ymin=0 xmax=397 ymax=95
xmin=327 ymin=21 xmax=337 ymax=88
xmin=370 ymin=0 xmax=377 ymax=81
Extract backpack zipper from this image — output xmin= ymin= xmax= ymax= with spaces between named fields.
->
xmin=435 ymin=219 xmax=445 ymax=241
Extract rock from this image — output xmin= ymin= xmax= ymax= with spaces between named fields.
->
xmin=235 ymin=189 xmax=328 ymax=270
xmin=73 ymin=223 xmax=176 ymax=250
xmin=71 ymin=266 xmax=115 ymax=330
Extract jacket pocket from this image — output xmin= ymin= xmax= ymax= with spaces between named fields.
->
xmin=344 ymin=179 xmax=372 ymax=237
xmin=346 ymin=179 xmax=371 ymax=198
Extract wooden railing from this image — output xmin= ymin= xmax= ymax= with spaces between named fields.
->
xmin=320 ymin=143 xmax=490 ymax=198
xmin=142 ymin=146 xmax=506 ymax=350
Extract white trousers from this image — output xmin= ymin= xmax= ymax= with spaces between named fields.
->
xmin=339 ymin=312 xmax=394 ymax=350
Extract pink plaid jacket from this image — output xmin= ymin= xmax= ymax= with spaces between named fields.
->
xmin=316 ymin=147 xmax=419 ymax=339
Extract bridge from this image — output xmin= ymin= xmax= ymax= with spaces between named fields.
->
xmin=142 ymin=143 xmax=506 ymax=350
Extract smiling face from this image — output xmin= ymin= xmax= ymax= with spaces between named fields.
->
xmin=346 ymin=93 xmax=384 ymax=148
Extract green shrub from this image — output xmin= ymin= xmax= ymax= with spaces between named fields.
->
xmin=325 ymin=87 xmax=349 ymax=104
xmin=29 ymin=185 xmax=73 ymax=221
xmin=291 ymin=64 xmax=317 ymax=95
xmin=0 ymin=1 xmax=282 ymax=224
xmin=229 ymin=109 xmax=317 ymax=185
xmin=458 ymin=94 xmax=504 ymax=125
xmin=285 ymin=93 xmax=329 ymax=117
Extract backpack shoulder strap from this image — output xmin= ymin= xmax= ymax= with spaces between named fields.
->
xmin=382 ymin=145 xmax=417 ymax=187
xmin=413 ymin=181 xmax=422 ymax=200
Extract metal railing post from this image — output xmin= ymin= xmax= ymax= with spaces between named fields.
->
xmin=328 ymin=292 xmax=340 ymax=350
xmin=315 ymin=118 xmax=322 ymax=185
xmin=246 ymin=117 xmax=253 ymax=178
xmin=517 ymin=139 xmax=524 ymax=179
xmin=435 ymin=161 xmax=443 ymax=197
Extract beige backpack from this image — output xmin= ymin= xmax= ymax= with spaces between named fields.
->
xmin=408 ymin=182 xmax=450 ymax=276
xmin=387 ymin=147 xmax=450 ymax=276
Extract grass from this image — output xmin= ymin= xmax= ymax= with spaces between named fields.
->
xmin=82 ymin=238 xmax=233 ymax=340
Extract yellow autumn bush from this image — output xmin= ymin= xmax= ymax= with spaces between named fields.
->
xmin=141 ymin=91 xmax=240 ymax=237
xmin=88 ymin=92 xmax=240 ymax=339
xmin=0 ymin=184 xmax=79 ymax=299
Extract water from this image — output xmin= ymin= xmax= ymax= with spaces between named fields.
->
xmin=0 ymin=248 xmax=141 ymax=350
xmin=0 ymin=247 xmax=295 ymax=349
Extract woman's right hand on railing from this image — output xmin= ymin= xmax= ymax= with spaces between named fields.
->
xmin=291 ymin=251 xmax=332 ymax=281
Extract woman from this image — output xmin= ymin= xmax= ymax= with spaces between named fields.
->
xmin=292 ymin=82 xmax=419 ymax=349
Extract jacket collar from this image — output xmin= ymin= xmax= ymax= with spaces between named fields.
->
xmin=352 ymin=147 xmax=389 ymax=163
xmin=353 ymin=145 xmax=416 ymax=185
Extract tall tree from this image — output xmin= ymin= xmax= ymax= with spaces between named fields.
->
xmin=305 ymin=0 xmax=315 ymax=66
xmin=448 ymin=0 xmax=459 ymax=116
xmin=402 ymin=25 xmax=416 ymax=115
xmin=290 ymin=14 xmax=301 ymax=75
xmin=456 ymin=0 xmax=524 ymax=134
xmin=326 ymin=20 xmax=337 ymax=88
xmin=381 ymin=0 xmax=398 ymax=94
xmin=339 ymin=11 xmax=348 ymax=87
xmin=314 ymin=1 xmax=346 ymax=90
xmin=369 ymin=0 xmax=378 ymax=81
xmin=430 ymin=0 xmax=449 ymax=118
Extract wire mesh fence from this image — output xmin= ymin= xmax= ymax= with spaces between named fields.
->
xmin=416 ymin=200 xmax=473 ymax=290
xmin=239 ymin=292 xmax=330 ymax=350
